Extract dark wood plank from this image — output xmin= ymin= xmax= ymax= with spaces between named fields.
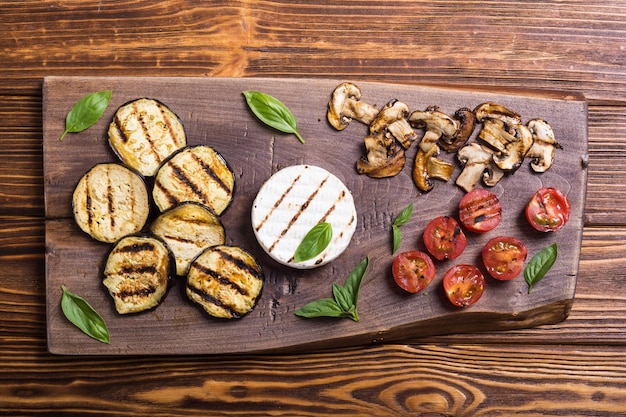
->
xmin=43 ymin=76 xmax=586 ymax=355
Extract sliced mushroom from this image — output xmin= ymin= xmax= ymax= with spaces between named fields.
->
xmin=456 ymin=143 xmax=505 ymax=192
xmin=409 ymin=106 xmax=459 ymax=152
xmin=327 ymin=82 xmax=379 ymax=130
xmin=412 ymin=144 xmax=455 ymax=193
xmin=479 ymin=120 xmax=533 ymax=172
xmin=474 ymin=102 xmax=522 ymax=126
xmin=369 ymin=99 xmax=417 ymax=149
xmin=356 ymin=133 xmax=406 ymax=178
xmin=439 ymin=107 xmax=477 ymax=152
xmin=526 ymin=119 xmax=561 ymax=172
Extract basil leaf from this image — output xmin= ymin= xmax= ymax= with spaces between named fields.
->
xmin=293 ymin=222 xmax=333 ymax=263
xmin=524 ymin=243 xmax=558 ymax=294
xmin=332 ymin=283 xmax=353 ymax=312
xmin=242 ymin=90 xmax=305 ymax=144
xmin=294 ymin=257 xmax=369 ymax=322
xmin=294 ymin=298 xmax=345 ymax=318
xmin=60 ymin=285 xmax=110 ymax=344
xmin=391 ymin=203 xmax=413 ymax=254
xmin=59 ymin=90 xmax=112 ymax=141
xmin=393 ymin=203 xmax=414 ymax=227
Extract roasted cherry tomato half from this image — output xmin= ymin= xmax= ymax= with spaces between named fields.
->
xmin=482 ymin=236 xmax=528 ymax=281
xmin=423 ymin=216 xmax=467 ymax=261
xmin=443 ymin=264 xmax=485 ymax=307
xmin=459 ymin=189 xmax=502 ymax=233
xmin=526 ymin=187 xmax=571 ymax=232
xmin=392 ymin=250 xmax=436 ymax=293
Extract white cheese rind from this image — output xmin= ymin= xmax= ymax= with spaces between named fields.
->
xmin=251 ymin=165 xmax=357 ymax=269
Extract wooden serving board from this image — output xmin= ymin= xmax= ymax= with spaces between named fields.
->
xmin=43 ymin=76 xmax=587 ymax=355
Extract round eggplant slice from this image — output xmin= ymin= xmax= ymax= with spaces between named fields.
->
xmin=103 ymin=235 xmax=172 ymax=314
xmin=108 ymin=98 xmax=187 ymax=177
xmin=72 ymin=163 xmax=150 ymax=243
xmin=152 ymin=145 xmax=235 ymax=215
xmin=186 ymin=245 xmax=264 ymax=319
xmin=150 ymin=202 xmax=226 ymax=276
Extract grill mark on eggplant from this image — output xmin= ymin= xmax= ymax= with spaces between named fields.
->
xmin=215 ymin=246 xmax=263 ymax=283
xmin=191 ymin=262 xmax=250 ymax=297
xmin=116 ymin=242 xmax=156 ymax=253
xmin=107 ymin=171 xmax=116 ymax=229
xmin=116 ymin=285 xmax=158 ymax=299
xmin=119 ymin=265 xmax=158 ymax=275
xmin=156 ymin=101 xmax=181 ymax=148
xmin=154 ymin=180 xmax=180 ymax=208
xmin=255 ymin=173 xmax=302 ymax=232
xmin=186 ymin=283 xmax=240 ymax=318
xmin=268 ymin=174 xmax=330 ymax=253
xmin=190 ymin=151 xmax=232 ymax=198
xmin=112 ymin=114 xmax=127 ymax=143
xmin=84 ymin=173 xmax=94 ymax=233
xmin=134 ymin=101 xmax=163 ymax=163
xmin=170 ymin=163 xmax=206 ymax=204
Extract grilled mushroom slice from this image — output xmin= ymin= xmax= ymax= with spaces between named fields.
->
xmin=456 ymin=143 xmax=505 ymax=192
xmin=526 ymin=118 xmax=561 ymax=172
xmin=108 ymin=98 xmax=187 ymax=177
xmin=409 ymin=106 xmax=459 ymax=152
xmin=439 ymin=108 xmax=477 ymax=152
xmin=72 ymin=163 xmax=150 ymax=243
xmin=153 ymin=145 xmax=235 ymax=215
xmin=356 ymin=133 xmax=406 ymax=178
xmin=103 ymin=235 xmax=172 ymax=314
xmin=479 ymin=120 xmax=533 ymax=172
xmin=327 ymin=82 xmax=379 ymax=130
xmin=150 ymin=202 xmax=225 ymax=276
xmin=412 ymin=144 xmax=455 ymax=193
xmin=369 ymin=99 xmax=417 ymax=149
xmin=186 ymin=245 xmax=264 ymax=319
xmin=474 ymin=102 xmax=522 ymax=126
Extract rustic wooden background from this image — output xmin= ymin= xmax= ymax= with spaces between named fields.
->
xmin=2 ymin=0 xmax=626 ymax=415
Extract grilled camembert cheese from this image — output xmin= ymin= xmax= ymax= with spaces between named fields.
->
xmin=152 ymin=145 xmax=235 ymax=215
xmin=72 ymin=163 xmax=150 ymax=243
xmin=108 ymin=98 xmax=187 ymax=177
xmin=150 ymin=202 xmax=225 ymax=276
xmin=251 ymin=165 xmax=357 ymax=269
xmin=186 ymin=245 xmax=264 ymax=319
xmin=103 ymin=235 xmax=171 ymax=314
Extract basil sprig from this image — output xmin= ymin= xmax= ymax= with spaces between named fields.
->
xmin=60 ymin=285 xmax=110 ymax=344
xmin=59 ymin=90 xmax=112 ymax=141
xmin=524 ymin=243 xmax=558 ymax=293
xmin=295 ymin=257 xmax=368 ymax=322
xmin=293 ymin=222 xmax=333 ymax=263
xmin=242 ymin=90 xmax=305 ymax=144
xmin=391 ymin=203 xmax=414 ymax=254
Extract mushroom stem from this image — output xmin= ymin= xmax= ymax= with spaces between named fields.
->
xmin=327 ymin=82 xmax=379 ymax=130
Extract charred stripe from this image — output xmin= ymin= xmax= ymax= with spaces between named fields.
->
xmin=190 ymin=151 xmax=232 ymax=196
xmin=156 ymin=101 xmax=182 ymax=147
xmin=118 ymin=265 xmax=158 ymax=275
xmin=116 ymin=242 xmax=157 ymax=253
xmin=214 ymin=247 xmax=263 ymax=282
xmin=255 ymin=173 xmax=302 ymax=232
xmin=186 ymin=283 xmax=240 ymax=318
xmin=191 ymin=262 xmax=251 ymax=297
xmin=116 ymin=285 xmax=158 ymax=299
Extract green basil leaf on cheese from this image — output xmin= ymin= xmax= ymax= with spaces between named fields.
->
xmin=293 ymin=222 xmax=332 ymax=263
xmin=242 ymin=90 xmax=305 ymax=144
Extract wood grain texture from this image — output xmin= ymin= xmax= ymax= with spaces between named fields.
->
xmin=2 ymin=0 xmax=626 ymax=414
xmin=43 ymin=76 xmax=586 ymax=355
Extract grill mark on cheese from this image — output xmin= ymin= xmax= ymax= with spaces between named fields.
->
xmin=190 ymin=151 xmax=232 ymax=198
xmin=255 ymin=173 xmax=302 ymax=232
xmin=268 ymin=174 xmax=330 ymax=253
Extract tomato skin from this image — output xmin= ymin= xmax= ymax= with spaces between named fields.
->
xmin=459 ymin=189 xmax=502 ymax=233
xmin=423 ymin=216 xmax=467 ymax=261
xmin=525 ymin=187 xmax=571 ymax=232
xmin=482 ymin=236 xmax=528 ymax=281
xmin=392 ymin=251 xmax=436 ymax=293
xmin=443 ymin=264 xmax=485 ymax=307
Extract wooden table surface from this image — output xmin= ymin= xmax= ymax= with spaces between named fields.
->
xmin=2 ymin=1 xmax=625 ymax=415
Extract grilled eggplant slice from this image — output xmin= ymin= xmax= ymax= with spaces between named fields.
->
xmin=103 ymin=235 xmax=172 ymax=314
xmin=108 ymin=98 xmax=187 ymax=177
xmin=150 ymin=202 xmax=225 ymax=276
xmin=72 ymin=163 xmax=150 ymax=243
xmin=186 ymin=245 xmax=264 ymax=319
xmin=152 ymin=145 xmax=235 ymax=215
